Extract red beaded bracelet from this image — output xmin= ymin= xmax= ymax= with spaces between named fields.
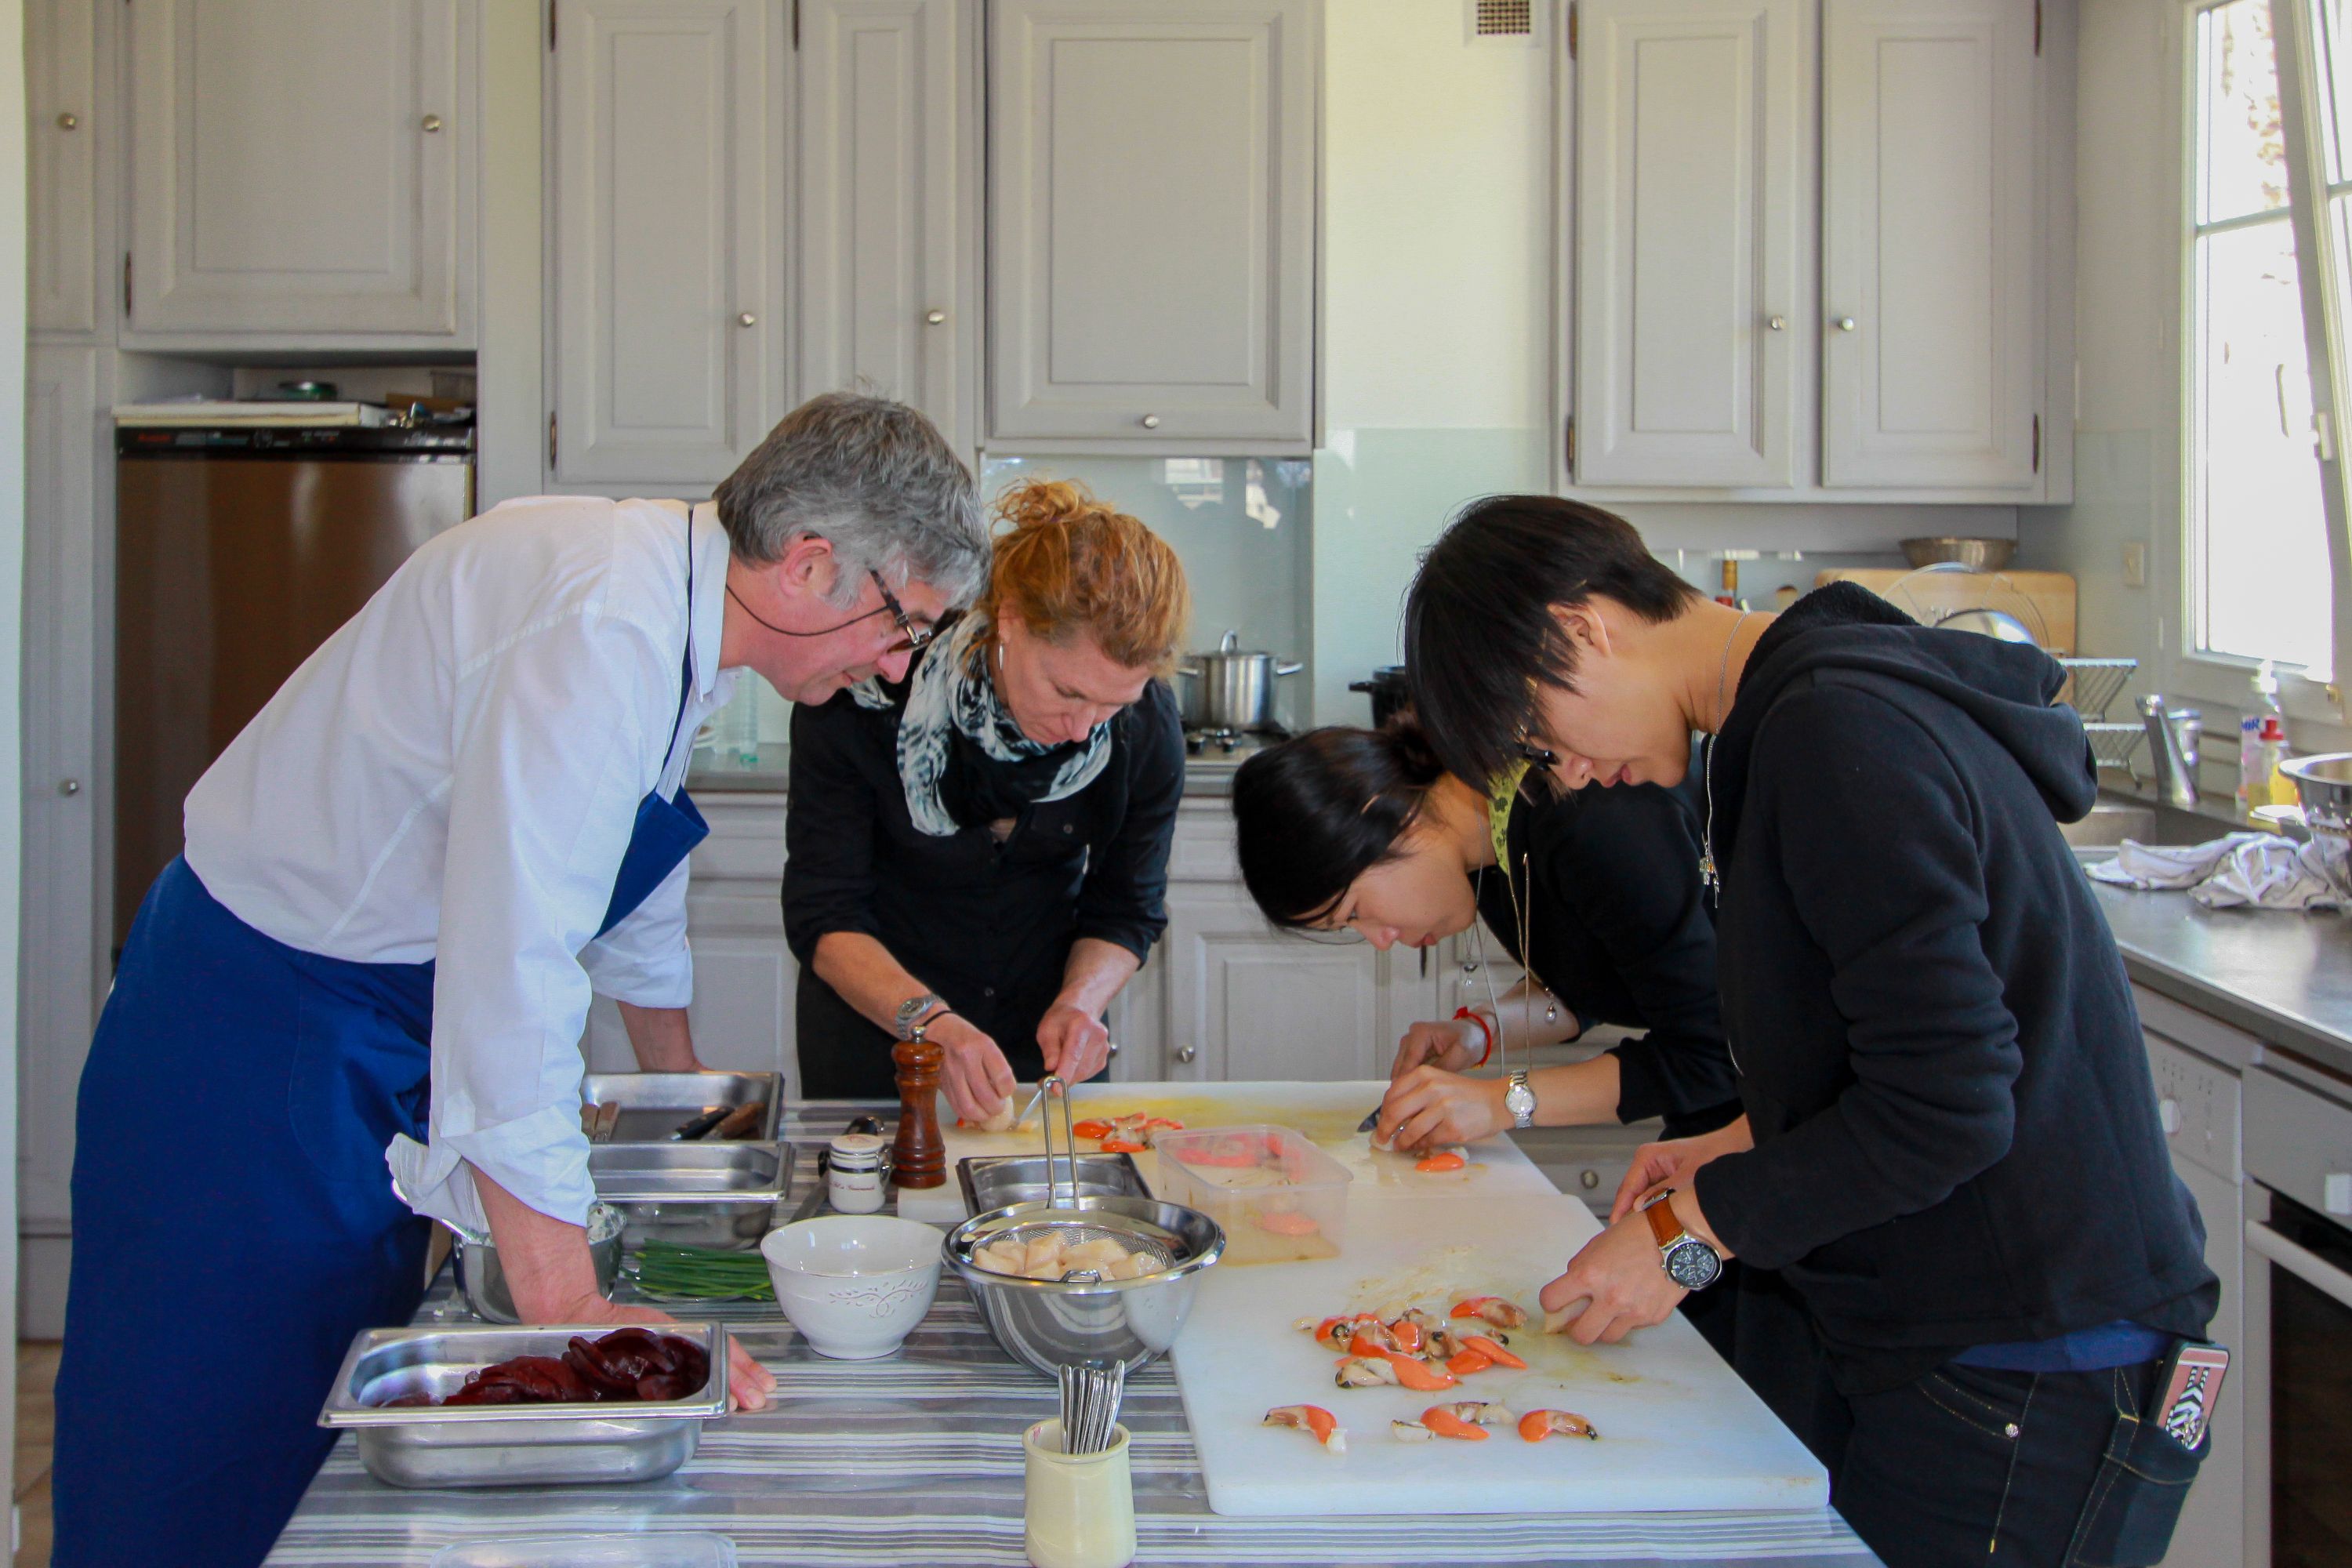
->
xmin=1454 ymin=1007 xmax=1495 ymax=1069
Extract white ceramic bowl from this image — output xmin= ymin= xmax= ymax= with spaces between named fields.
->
xmin=760 ymin=1214 xmax=942 ymax=1359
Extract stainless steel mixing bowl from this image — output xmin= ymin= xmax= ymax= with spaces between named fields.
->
xmin=2282 ymin=753 xmax=2352 ymax=902
xmin=942 ymin=1196 xmax=1225 ymax=1377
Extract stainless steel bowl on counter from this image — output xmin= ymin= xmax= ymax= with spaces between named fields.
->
xmin=1901 ymin=535 xmax=2016 ymax=572
xmin=450 ymin=1203 xmax=626 ymax=1323
xmin=943 ymin=1196 xmax=1225 ymax=1377
xmin=317 ymin=1322 xmax=730 ymax=1488
xmin=591 ymin=1141 xmax=791 ymax=1250
xmin=2281 ymin=752 xmax=2352 ymax=902
xmin=1176 ymin=630 xmax=1301 ymax=733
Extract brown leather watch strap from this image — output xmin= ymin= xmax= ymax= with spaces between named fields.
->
xmin=1643 ymin=1192 xmax=1686 ymax=1248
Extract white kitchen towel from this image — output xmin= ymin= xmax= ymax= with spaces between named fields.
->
xmin=2090 ymin=832 xmax=2343 ymax=910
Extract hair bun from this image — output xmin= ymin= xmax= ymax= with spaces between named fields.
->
xmin=995 ymin=477 xmax=1095 ymax=535
xmin=1379 ymin=710 xmax=1443 ymax=781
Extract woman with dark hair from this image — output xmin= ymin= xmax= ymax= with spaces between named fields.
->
xmin=1398 ymin=493 xmax=2218 ymax=1568
xmin=1229 ymin=719 xmax=1743 ymax=1349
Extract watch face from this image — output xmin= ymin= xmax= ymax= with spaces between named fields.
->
xmin=1664 ymin=1238 xmax=1722 ymax=1290
xmin=1504 ymin=1082 xmax=1536 ymax=1116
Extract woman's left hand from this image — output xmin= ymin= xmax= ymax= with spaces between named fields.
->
xmin=1539 ymin=1207 xmax=1689 ymax=1345
xmin=1037 ymin=1003 xmax=1112 ymax=1083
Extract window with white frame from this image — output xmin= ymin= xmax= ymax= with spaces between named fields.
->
xmin=2189 ymin=0 xmax=2336 ymax=675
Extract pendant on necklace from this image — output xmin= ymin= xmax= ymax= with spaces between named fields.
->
xmin=1699 ymin=847 xmax=1719 ymax=891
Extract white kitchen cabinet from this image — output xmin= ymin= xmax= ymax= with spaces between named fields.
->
xmin=987 ymin=0 xmax=1318 ymax=450
xmin=797 ymin=0 xmax=978 ymax=459
xmin=1162 ymin=883 xmax=1382 ymax=1083
xmin=550 ymin=0 xmax=786 ymax=486
xmin=27 ymin=0 xmax=108 ymax=335
xmin=124 ymin=0 xmax=474 ymax=339
xmin=1820 ymin=0 xmax=2040 ymax=488
xmin=1571 ymin=0 xmax=1808 ymax=487
xmin=18 ymin=347 xmax=107 ymax=1242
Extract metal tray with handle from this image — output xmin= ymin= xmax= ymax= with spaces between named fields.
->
xmin=590 ymin=1141 xmax=793 ymax=1250
xmin=580 ymin=1071 xmax=781 ymax=1144
xmin=318 ymin=1323 xmax=730 ymax=1488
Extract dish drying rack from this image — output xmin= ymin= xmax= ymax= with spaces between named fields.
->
xmin=2060 ymin=657 xmax=2143 ymax=771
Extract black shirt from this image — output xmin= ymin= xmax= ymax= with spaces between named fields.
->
xmin=1696 ymin=584 xmax=2216 ymax=1393
xmin=1474 ymin=775 xmax=1740 ymax=1138
xmin=782 ymin=669 xmax=1185 ymax=1094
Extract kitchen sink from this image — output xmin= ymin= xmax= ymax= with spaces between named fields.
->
xmin=2063 ymin=795 xmax=2232 ymax=855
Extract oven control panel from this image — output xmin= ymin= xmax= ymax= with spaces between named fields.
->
xmin=2147 ymin=1032 xmax=2242 ymax=1182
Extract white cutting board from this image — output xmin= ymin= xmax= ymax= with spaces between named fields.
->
xmin=897 ymin=1080 xmax=1555 ymax=1222
xmin=1169 ymin=1192 xmax=1830 ymax=1516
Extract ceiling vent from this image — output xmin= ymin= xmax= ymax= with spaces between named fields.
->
xmin=1466 ymin=0 xmax=1541 ymax=47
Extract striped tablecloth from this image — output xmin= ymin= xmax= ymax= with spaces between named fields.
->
xmin=268 ymin=1109 xmax=1879 ymax=1568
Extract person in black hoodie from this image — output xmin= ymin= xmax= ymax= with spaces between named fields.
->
xmin=1400 ymin=495 xmax=2218 ymax=1568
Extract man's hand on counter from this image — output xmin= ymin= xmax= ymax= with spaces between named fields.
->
xmin=539 ymin=1294 xmax=776 ymax=1413
xmin=929 ymin=1011 xmax=1018 ymax=1123
xmin=1541 ymin=1209 xmax=1690 ymax=1345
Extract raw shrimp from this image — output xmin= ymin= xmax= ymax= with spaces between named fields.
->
xmin=1449 ymin=1296 xmax=1530 ymax=1330
xmin=1264 ymin=1404 xmax=1346 ymax=1452
xmin=1519 ymin=1408 xmax=1600 ymax=1442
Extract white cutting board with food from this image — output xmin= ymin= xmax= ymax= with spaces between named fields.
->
xmin=897 ymin=1080 xmax=1556 ymax=1222
xmin=1168 ymin=1192 xmax=1830 ymax=1516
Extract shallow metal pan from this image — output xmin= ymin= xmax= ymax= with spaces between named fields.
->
xmin=591 ymin=1142 xmax=792 ymax=1250
xmin=956 ymin=1152 xmax=1148 ymax=1216
xmin=318 ymin=1323 xmax=728 ymax=1488
xmin=581 ymin=1071 xmax=781 ymax=1144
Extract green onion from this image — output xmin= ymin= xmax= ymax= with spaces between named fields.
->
xmin=630 ymin=1243 xmax=775 ymax=1302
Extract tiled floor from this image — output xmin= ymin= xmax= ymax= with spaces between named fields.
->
xmin=16 ymin=1343 xmax=56 ymax=1568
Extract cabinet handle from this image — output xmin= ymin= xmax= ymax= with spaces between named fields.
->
xmin=1106 ymin=1040 xmax=1120 ymax=1058
xmin=737 ymin=312 xmax=757 ymax=328
xmin=1767 ymin=314 xmax=1785 ymax=332
xmin=1834 ymin=316 xmax=1857 ymax=332
xmin=56 ymin=111 xmax=78 ymax=131
xmin=1175 ymin=1044 xmax=1196 ymax=1065
xmin=421 ymin=114 xmax=444 ymax=133
xmin=57 ymin=779 xmax=79 ymax=797
xmin=925 ymin=309 xmax=947 ymax=325
xmin=1140 ymin=414 xmax=1162 ymax=430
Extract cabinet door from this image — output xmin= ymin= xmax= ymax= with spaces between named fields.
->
xmin=1821 ymin=0 xmax=2038 ymax=488
xmin=582 ymin=926 xmax=799 ymax=1099
xmin=1573 ymin=0 xmax=1806 ymax=486
xmin=125 ymin=0 xmax=465 ymax=336
xmin=989 ymin=0 xmax=1317 ymax=446
xmin=27 ymin=0 xmax=102 ymax=333
xmin=552 ymin=0 xmax=782 ymax=485
xmin=797 ymin=0 xmax=974 ymax=456
xmin=20 ymin=347 xmax=103 ymax=1230
xmin=1163 ymin=886 xmax=1378 ymax=1082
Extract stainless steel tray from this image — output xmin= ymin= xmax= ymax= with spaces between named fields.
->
xmin=582 ymin=1071 xmax=781 ymax=1144
xmin=956 ymin=1151 xmax=1148 ymax=1214
xmin=318 ymin=1323 xmax=729 ymax=1489
xmin=592 ymin=1142 xmax=792 ymax=1250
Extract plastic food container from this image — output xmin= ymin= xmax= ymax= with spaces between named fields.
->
xmin=1148 ymin=1124 xmax=1350 ymax=1265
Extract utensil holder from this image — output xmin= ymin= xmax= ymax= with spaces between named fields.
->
xmin=1022 ymin=1418 xmax=1134 ymax=1568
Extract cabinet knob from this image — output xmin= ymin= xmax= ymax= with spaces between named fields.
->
xmin=1579 ymin=1169 xmax=1599 ymax=1191
xmin=56 ymin=111 xmax=78 ymax=131
xmin=57 ymin=779 xmax=79 ymax=797
xmin=1767 ymin=314 xmax=1786 ymax=332
xmin=925 ymin=309 xmax=947 ymax=325
xmin=1106 ymin=1040 xmax=1120 ymax=1057
xmin=1175 ymin=1044 xmax=1196 ymax=1065
xmin=1140 ymin=414 xmax=1162 ymax=430
xmin=421 ymin=114 xmax=443 ymax=133
xmin=737 ymin=312 xmax=757 ymax=328
xmin=1834 ymin=316 xmax=1857 ymax=332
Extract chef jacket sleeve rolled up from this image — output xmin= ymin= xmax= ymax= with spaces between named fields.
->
xmin=782 ymin=695 xmax=887 ymax=964
xmin=579 ymin=851 xmax=694 ymax=1007
xmin=389 ymin=612 xmax=676 ymax=1232
xmin=1691 ymin=687 xmax=2023 ymax=1270
xmin=1071 ymin=685 xmax=1184 ymax=964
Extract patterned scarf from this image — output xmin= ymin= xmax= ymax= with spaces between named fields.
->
xmin=851 ymin=612 xmax=1114 ymax=837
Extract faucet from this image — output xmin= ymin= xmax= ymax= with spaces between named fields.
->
xmin=2139 ymin=694 xmax=2201 ymax=811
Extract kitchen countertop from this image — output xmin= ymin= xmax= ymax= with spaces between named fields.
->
xmin=270 ymin=1102 xmax=1877 ymax=1567
xmin=689 ymin=748 xmax=1251 ymax=798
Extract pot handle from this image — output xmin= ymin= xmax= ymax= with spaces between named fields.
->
xmin=1177 ymin=661 xmax=1202 ymax=677
xmin=1220 ymin=630 xmax=1241 ymax=652
xmin=1275 ymin=662 xmax=1304 ymax=677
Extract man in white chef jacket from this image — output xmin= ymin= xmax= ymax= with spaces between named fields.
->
xmin=51 ymin=394 xmax=989 ymax=1568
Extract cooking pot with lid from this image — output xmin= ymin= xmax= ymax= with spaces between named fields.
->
xmin=1177 ymin=630 xmax=1301 ymax=732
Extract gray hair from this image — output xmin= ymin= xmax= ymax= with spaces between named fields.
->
xmin=713 ymin=392 xmax=988 ymax=609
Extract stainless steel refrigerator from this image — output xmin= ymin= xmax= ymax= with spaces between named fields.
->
xmin=113 ymin=424 xmax=474 ymax=950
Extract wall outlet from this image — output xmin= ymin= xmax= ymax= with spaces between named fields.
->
xmin=2122 ymin=540 xmax=2148 ymax=588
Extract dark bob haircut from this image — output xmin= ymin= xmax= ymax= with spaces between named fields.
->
xmin=1403 ymin=495 xmax=1699 ymax=786
xmin=1230 ymin=722 xmax=1448 ymax=930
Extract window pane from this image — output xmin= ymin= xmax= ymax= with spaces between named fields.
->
xmin=2193 ymin=220 xmax=2336 ymax=670
xmin=2199 ymin=1 xmax=2292 ymax=226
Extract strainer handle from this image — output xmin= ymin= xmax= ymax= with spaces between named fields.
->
xmin=1040 ymin=1074 xmax=1073 ymax=1209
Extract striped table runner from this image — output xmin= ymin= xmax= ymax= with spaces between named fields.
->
xmin=269 ymin=1112 xmax=1878 ymax=1567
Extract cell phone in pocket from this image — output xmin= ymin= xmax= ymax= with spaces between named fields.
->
xmin=2154 ymin=1341 xmax=2228 ymax=1453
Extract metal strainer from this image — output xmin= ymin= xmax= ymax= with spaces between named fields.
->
xmin=968 ymin=1076 xmax=1177 ymax=1281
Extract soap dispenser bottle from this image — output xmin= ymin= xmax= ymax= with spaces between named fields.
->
xmin=2238 ymin=661 xmax=2286 ymax=814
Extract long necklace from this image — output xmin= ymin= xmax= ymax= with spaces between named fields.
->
xmin=1698 ymin=611 xmax=1756 ymax=894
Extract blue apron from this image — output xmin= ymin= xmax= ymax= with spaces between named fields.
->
xmin=52 ymin=526 xmax=711 ymax=1568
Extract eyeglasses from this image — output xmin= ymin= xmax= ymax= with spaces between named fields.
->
xmin=1514 ymin=728 xmax=1559 ymax=770
xmin=729 ymin=568 xmax=937 ymax=652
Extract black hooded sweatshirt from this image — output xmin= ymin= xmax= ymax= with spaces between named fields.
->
xmin=1690 ymin=583 xmax=2217 ymax=1395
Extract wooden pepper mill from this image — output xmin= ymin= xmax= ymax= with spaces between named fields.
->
xmin=891 ymin=1032 xmax=946 ymax=1189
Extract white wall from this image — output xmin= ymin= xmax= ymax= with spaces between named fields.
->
xmin=2 ymin=0 xmax=33 ymax=1472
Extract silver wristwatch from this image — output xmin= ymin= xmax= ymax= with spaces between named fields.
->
xmin=893 ymin=993 xmax=945 ymax=1040
xmin=1503 ymin=1069 xmax=1537 ymax=1130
